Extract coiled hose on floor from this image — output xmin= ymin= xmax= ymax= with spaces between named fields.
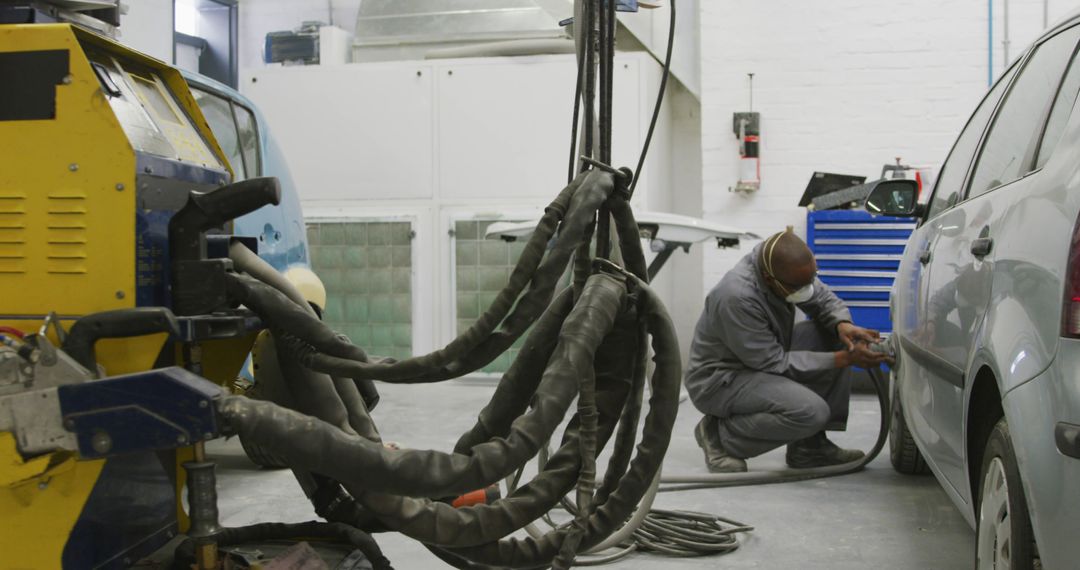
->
xmin=558 ymin=366 xmax=890 ymax=564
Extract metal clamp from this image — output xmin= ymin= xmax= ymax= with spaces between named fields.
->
xmin=580 ymin=156 xmax=634 ymax=199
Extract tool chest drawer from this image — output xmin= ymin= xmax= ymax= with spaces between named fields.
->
xmin=806 ymin=210 xmax=916 ymax=333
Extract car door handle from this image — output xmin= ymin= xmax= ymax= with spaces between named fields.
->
xmin=919 ymin=250 xmax=931 ymax=265
xmin=971 ymin=237 xmax=994 ymax=258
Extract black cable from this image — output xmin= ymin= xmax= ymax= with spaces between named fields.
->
xmin=568 ymin=35 xmax=586 ymax=184
xmin=630 ymin=0 xmax=675 ymax=194
xmin=519 ymin=366 xmax=890 ymax=566
xmin=659 ymin=366 xmax=890 ymax=492
xmin=583 ymin=0 xmax=597 ymax=161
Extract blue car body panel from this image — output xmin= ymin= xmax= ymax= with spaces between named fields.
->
xmin=180 ymin=70 xmax=310 ymax=272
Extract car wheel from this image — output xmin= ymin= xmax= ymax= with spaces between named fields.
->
xmin=888 ymin=370 xmax=930 ymax=475
xmin=976 ymin=418 xmax=1038 ymax=570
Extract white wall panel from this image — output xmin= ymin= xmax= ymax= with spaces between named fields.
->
xmin=119 ymin=0 xmax=173 ymax=62
xmin=243 ymin=65 xmax=436 ymax=201
xmin=435 ymin=56 xmax=641 ymax=201
xmin=241 ymin=52 xmax=671 ymax=356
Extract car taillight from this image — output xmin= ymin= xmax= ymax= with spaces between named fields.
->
xmin=1064 ymin=214 xmax=1080 ymax=337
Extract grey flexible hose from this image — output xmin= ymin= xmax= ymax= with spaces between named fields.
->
xmin=658 ymin=366 xmax=889 ymax=492
xmin=218 ymin=262 xmax=682 ymax=567
xmin=512 ymin=366 xmax=889 ymax=565
xmin=228 ymin=240 xmax=315 ymax=317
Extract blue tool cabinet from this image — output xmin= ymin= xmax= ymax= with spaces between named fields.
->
xmin=806 ymin=210 xmax=916 ymax=334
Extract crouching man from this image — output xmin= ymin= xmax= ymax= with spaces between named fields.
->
xmin=686 ymin=228 xmax=888 ymax=472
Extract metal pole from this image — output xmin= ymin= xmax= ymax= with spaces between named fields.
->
xmin=1003 ymin=0 xmax=1011 ymax=65
xmin=583 ymin=0 xmax=597 ymax=161
xmin=988 ymin=0 xmax=994 ymax=86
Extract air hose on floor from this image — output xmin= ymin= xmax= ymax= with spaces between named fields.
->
xmin=507 ymin=366 xmax=890 ymax=564
xmin=660 ymin=366 xmax=890 ymax=492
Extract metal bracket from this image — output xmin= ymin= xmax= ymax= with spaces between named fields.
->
xmin=58 ymin=367 xmax=223 ymax=459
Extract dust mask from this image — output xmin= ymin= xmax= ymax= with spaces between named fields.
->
xmin=785 ymin=283 xmax=814 ymax=304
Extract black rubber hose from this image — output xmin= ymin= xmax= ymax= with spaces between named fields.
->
xmin=219 ymin=274 xmax=628 ymax=500
xmin=657 ymin=366 xmax=890 ymax=491
xmin=228 ymin=274 xmax=369 ymax=363
xmin=332 ymin=349 xmax=635 ymax=550
xmin=273 ymin=331 xmax=357 ymax=436
xmin=218 ymin=272 xmax=659 ymax=554
xmin=629 ymin=0 xmax=675 ymax=195
xmin=330 ymin=373 xmax=382 ymax=442
xmin=228 ymin=240 xmax=315 ymax=317
xmin=429 ymin=274 xmax=681 ymax=568
xmin=171 ymin=521 xmax=392 ymax=570
xmin=274 ymin=171 xmax=615 ymax=383
xmin=225 ymin=173 xmax=581 ymax=370
xmin=608 ymin=199 xmax=649 ymax=282
xmin=592 ymin=315 xmax=647 ymax=509
xmin=452 ymin=289 xmax=575 ymax=454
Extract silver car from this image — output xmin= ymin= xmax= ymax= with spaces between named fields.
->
xmin=863 ymin=13 xmax=1080 ymax=570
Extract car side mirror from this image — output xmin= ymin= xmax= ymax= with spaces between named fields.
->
xmin=864 ymin=179 xmax=921 ymax=217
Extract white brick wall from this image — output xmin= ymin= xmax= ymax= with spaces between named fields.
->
xmin=698 ymin=0 xmax=1080 ymax=288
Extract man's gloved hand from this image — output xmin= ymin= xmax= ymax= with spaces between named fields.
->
xmin=834 ymin=343 xmax=890 ymax=368
xmin=837 ymin=321 xmax=880 ymax=351
xmin=849 ymin=343 xmax=891 ymax=368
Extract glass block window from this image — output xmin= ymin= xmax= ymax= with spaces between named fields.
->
xmin=454 ymin=220 xmax=532 ymax=373
xmin=307 ymin=221 xmax=413 ymax=359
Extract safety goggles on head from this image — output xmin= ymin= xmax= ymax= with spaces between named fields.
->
xmin=762 ymin=231 xmax=815 ymax=304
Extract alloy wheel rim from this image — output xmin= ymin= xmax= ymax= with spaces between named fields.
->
xmin=977 ymin=456 xmax=1011 ymax=570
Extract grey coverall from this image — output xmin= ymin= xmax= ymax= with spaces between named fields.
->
xmin=684 ymin=243 xmax=853 ymax=459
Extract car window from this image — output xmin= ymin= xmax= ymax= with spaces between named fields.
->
xmin=234 ymin=104 xmax=261 ymax=177
xmin=192 ymin=88 xmax=246 ymax=179
xmin=1035 ymin=41 xmax=1080 ymax=168
xmin=967 ymin=25 xmax=1080 ymax=199
xmin=925 ymin=64 xmax=1018 ymax=220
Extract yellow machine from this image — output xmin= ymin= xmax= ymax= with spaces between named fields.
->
xmin=0 ymin=4 xmax=688 ymax=570
xmin=0 ymin=16 xmax=275 ymax=569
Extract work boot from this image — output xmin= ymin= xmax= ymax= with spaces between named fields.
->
xmin=694 ymin=416 xmax=747 ymax=473
xmin=785 ymin=432 xmax=865 ymax=469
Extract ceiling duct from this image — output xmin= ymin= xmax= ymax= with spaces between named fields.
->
xmin=353 ymin=0 xmax=571 ymax=48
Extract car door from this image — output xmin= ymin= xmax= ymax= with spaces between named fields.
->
xmin=918 ymin=24 xmax=1080 ymax=498
xmin=894 ymin=61 xmax=1019 ymax=490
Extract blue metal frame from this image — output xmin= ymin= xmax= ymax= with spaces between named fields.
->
xmin=58 ymin=367 xmax=222 ymax=459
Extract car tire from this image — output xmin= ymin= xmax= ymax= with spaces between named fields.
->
xmin=975 ymin=418 xmax=1038 ymax=570
xmin=889 ymin=371 xmax=930 ymax=475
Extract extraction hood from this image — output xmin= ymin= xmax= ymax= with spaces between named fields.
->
xmin=353 ymin=0 xmax=572 ymax=47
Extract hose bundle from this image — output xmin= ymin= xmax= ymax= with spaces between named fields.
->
xmin=217 ymin=168 xmax=684 ymax=569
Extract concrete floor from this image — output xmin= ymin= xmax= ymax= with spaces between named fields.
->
xmin=211 ymin=381 xmax=975 ymax=569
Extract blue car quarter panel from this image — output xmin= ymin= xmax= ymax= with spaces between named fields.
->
xmin=1002 ymin=338 xmax=1080 ymax=570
